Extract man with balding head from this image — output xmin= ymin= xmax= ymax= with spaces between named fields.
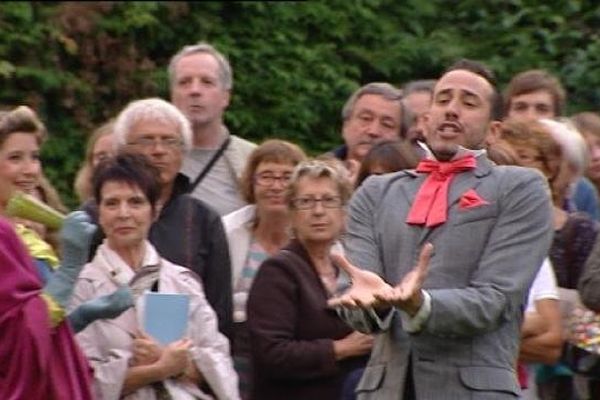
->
xmin=169 ymin=42 xmax=256 ymax=216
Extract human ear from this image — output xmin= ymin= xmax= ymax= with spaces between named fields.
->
xmin=485 ymin=121 xmax=503 ymax=146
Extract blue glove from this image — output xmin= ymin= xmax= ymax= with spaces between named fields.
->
xmin=68 ymin=286 xmax=134 ymax=333
xmin=43 ymin=211 xmax=97 ymax=309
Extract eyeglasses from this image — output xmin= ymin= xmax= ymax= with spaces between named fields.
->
xmin=254 ymin=172 xmax=292 ymax=186
xmin=291 ymin=196 xmax=343 ymax=210
xmin=92 ymin=152 xmax=112 ymax=165
xmin=126 ymin=136 xmax=183 ymax=150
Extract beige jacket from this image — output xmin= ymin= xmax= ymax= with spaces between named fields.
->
xmin=71 ymin=241 xmax=240 ymax=400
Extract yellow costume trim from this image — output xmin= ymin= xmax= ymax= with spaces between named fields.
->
xmin=15 ymin=223 xmax=59 ymax=268
xmin=40 ymin=292 xmax=66 ymax=327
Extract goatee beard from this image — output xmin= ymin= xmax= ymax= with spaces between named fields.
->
xmin=431 ymin=144 xmax=459 ymax=161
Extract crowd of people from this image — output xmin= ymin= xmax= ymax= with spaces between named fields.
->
xmin=2 ymin=41 xmax=600 ymax=400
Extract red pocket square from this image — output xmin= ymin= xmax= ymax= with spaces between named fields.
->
xmin=459 ymin=189 xmax=489 ymax=209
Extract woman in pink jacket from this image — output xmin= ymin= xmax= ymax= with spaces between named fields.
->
xmin=71 ymin=153 xmax=239 ymax=400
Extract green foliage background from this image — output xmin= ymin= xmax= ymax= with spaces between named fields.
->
xmin=1 ymin=1 xmax=599 ymax=208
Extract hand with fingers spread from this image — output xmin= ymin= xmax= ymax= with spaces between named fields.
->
xmin=327 ymin=253 xmax=393 ymax=309
xmin=328 ymin=243 xmax=433 ymax=315
xmin=373 ymin=243 xmax=433 ymax=316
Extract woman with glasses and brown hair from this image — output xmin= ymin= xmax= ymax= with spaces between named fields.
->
xmin=222 ymin=139 xmax=306 ymax=399
xmin=246 ymin=159 xmax=373 ymax=400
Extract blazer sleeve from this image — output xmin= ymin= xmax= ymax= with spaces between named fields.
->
xmin=337 ymin=176 xmax=395 ymax=334
xmin=423 ymin=170 xmax=553 ymax=336
xmin=344 ymin=175 xmax=386 ymax=275
xmin=247 ymin=258 xmax=339 ymax=380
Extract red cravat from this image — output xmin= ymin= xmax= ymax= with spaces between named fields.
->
xmin=406 ymin=155 xmax=477 ymax=227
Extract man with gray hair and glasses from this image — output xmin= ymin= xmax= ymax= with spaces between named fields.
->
xmin=169 ymin=42 xmax=256 ymax=216
xmin=84 ymin=97 xmax=234 ymax=338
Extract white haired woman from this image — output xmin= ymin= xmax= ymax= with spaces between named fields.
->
xmin=501 ymin=119 xmax=599 ymax=399
xmin=541 ymin=118 xmax=600 ymax=221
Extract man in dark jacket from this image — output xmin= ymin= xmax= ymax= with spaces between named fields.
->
xmin=84 ymin=97 xmax=233 ymax=339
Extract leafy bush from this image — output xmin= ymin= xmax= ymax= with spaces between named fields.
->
xmin=0 ymin=1 xmax=598 ymax=207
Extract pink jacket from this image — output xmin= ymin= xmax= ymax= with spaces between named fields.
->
xmin=71 ymin=241 xmax=240 ymax=400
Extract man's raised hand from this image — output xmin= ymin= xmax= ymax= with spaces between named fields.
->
xmin=327 ymin=253 xmax=393 ymax=309
xmin=374 ymin=243 xmax=433 ymax=315
xmin=329 ymin=243 xmax=433 ymax=314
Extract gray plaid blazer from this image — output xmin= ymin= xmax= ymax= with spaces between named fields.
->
xmin=340 ymin=155 xmax=553 ymax=400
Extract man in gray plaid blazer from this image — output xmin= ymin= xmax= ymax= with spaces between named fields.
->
xmin=331 ymin=60 xmax=553 ymax=399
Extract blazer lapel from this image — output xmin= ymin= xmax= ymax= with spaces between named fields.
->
xmin=413 ymin=156 xmax=493 ymax=245
xmin=399 ymin=169 xmax=422 ymax=209
xmin=447 ymin=155 xmax=493 ymax=209
xmin=399 ymin=170 xmax=433 ymax=246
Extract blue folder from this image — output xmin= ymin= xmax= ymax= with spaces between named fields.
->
xmin=143 ymin=292 xmax=190 ymax=346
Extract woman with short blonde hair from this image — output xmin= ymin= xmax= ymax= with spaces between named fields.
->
xmin=247 ymin=159 xmax=372 ymax=400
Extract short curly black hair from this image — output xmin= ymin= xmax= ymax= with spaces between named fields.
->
xmin=92 ymin=152 xmax=161 ymax=212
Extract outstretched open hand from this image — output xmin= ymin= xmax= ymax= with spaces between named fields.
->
xmin=327 ymin=253 xmax=393 ymax=309
xmin=328 ymin=243 xmax=433 ymax=315
xmin=374 ymin=243 xmax=433 ymax=315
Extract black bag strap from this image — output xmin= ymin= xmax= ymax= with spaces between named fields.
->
xmin=189 ymin=135 xmax=231 ymax=192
